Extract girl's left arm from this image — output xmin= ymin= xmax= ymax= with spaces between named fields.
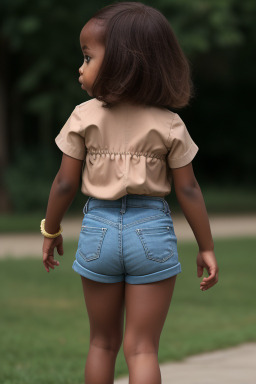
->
xmin=42 ymin=154 xmax=84 ymax=272
xmin=171 ymin=162 xmax=219 ymax=291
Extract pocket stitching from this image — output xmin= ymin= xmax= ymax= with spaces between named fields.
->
xmin=136 ymin=226 xmax=170 ymax=234
xmin=83 ymin=213 xmax=117 ymax=228
xmin=81 ymin=225 xmax=108 ymax=230
xmin=136 ymin=228 xmax=174 ymax=263
xmin=79 ymin=227 xmax=107 ymax=261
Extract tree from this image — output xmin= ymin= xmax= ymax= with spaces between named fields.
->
xmin=0 ymin=0 xmax=256 ymax=212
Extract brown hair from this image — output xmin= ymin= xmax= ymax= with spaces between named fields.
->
xmin=89 ymin=2 xmax=193 ymax=109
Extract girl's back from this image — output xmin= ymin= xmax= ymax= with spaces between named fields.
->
xmin=55 ymin=98 xmax=198 ymax=200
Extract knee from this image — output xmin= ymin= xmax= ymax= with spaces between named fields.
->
xmin=91 ymin=334 xmax=123 ymax=355
xmin=123 ymin=332 xmax=159 ymax=360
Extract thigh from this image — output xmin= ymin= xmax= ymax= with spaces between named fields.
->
xmin=81 ymin=276 xmax=125 ymax=349
xmin=123 ymin=276 xmax=177 ymax=354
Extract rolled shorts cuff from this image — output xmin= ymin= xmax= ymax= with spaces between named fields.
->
xmin=72 ymin=260 xmax=181 ymax=284
xmin=72 ymin=260 xmax=124 ymax=283
xmin=125 ymin=262 xmax=181 ymax=284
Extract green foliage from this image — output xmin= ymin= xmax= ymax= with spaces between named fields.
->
xmin=3 ymin=145 xmax=87 ymax=214
xmin=1 ymin=0 xmax=255 ymax=116
xmin=3 ymin=145 xmax=60 ymax=212
xmin=157 ymin=0 xmax=247 ymax=55
xmin=0 ymin=0 xmax=99 ymax=118
xmin=1 ymin=0 xmax=256 ymax=213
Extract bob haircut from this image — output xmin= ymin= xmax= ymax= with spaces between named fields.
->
xmin=89 ymin=1 xmax=193 ymax=109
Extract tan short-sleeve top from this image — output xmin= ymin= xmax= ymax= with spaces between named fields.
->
xmin=55 ymin=98 xmax=198 ymax=200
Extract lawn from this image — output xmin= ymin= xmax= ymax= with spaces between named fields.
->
xmin=1 ymin=237 xmax=255 ymax=383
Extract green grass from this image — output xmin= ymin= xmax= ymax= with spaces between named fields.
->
xmin=1 ymin=186 xmax=256 ymax=233
xmin=1 ymin=237 xmax=256 ymax=383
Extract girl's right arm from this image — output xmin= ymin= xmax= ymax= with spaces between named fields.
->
xmin=171 ymin=162 xmax=219 ymax=291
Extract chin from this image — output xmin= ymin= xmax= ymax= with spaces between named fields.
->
xmin=81 ymin=83 xmax=87 ymax=92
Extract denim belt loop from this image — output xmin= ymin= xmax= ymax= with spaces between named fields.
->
xmin=163 ymin=200 xmax=171 ymax=215
xmin=120 ymin=195 xmax=127 ymax=214
xmin=83 ymin=197 xmax=91 ymax=214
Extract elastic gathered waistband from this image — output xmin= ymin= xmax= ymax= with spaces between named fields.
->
xmin=83 ymin=194 xmax=171 ymax=215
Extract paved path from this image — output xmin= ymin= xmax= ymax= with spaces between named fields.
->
xmin=114 ymin=343 xmax=256 ymax=384
xmin=0 ymin=214 xmax=255 ymax=258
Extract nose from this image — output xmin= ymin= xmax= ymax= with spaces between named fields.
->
xmin=79 ymin=65 xmax=83 ymax=75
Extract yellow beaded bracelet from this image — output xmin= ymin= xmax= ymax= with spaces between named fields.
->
xmin=40 ymin=219 xmax=63 ymax=238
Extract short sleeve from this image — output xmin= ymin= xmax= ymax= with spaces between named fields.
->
xmin=55 ymin=105 xmax=86 ymax=160
xmin=166 ymin=113 xmax=199 ymax=169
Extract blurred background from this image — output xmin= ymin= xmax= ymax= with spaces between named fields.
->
xmin=0 ymin=1 xmax=256 ymax=383
xmin=0 ymin=0 xmax=256 ymax=219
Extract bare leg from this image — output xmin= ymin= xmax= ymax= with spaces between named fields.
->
xmin=123 ymin=276 xmax=177 ymax=384
xmin=80 ymin=276 xmax=125 ymax=384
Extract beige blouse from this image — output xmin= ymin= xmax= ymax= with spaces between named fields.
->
xmin=55 ymin=98 xmax=199 ymax=200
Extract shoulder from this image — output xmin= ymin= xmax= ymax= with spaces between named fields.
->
xmin=77 ymin=98 xmax=103 ymax=113
xmin=146 ymin=105 xmax=181 ymax=128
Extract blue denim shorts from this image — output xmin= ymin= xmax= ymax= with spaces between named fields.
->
xmin=72 ymin=194 xmax=181 ymax=284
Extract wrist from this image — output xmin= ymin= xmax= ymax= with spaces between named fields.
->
xmin=45 ymin=224 xmax=61 ymax=234
xmin=40 ymin=219 xmax=63 ymax=238
xmin=199 ymin=245 xmax=214 ymax=253
xmin=199 ymin=241 xmax=214 ymax=253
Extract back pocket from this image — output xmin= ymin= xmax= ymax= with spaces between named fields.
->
xmin=135 ymin=226 xmax=174 ymax=263
xmin=78 ymin=225 xmax=107 ymax=262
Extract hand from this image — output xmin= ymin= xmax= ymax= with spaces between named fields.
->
xmin=42 ymin=234 xmax=64 ymax=272
xmin=197 ymin=250 xmax=219 ymax=291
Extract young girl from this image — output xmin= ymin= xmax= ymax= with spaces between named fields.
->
xmin=41 ymin=2 xmax=219 ymax=383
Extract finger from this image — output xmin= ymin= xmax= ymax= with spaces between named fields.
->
xmin=200 ymin=279 xmax=217 ymax=289
xmin=48 ymin=257 xmax=60 ymax=266
xmin=202 ymin=278 xmax=215 ymax=286
xmin=200 ymin=275 xmax=218 ymax=288
xmin=43 ymin=256 xmax=52 ymax=266
xmin=57 ymin=243 xmax=64 ymax=256
xmin=43 ymin=249 xmax=54 ymax=261
xmin=47 ymin=259 xmax=57 ymax=269
xmin=43 ymin=261 xmax=49 ymax=272
xmin=201 ymin=280 xmax=218 ymax=291
xmin=43 ymin=252 xmax=50 ymax=262
xmin=202 ymin=270 xmax=216 ymax=282
xmin=197 ymin=265 xmax=203 ymax=277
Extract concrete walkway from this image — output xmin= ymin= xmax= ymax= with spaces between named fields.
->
xmin=0 ymin=213 xmax=255 ymax=258
xmin=114 ymin=343 xmax=256 ymax=384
